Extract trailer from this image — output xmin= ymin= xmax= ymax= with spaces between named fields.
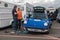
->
xmin=0 ymin=1 xmax=33 ymax=28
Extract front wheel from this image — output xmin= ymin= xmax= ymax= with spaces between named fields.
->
xmin=23 ymin=27 xmax=28 ymax=31
xmin=49 ymin=25 xmax=52 ymax=29
xmin=45 ymin=28 xmax=50 ymax=34
xmin=45 ymin=31 xmax=49 ymax=34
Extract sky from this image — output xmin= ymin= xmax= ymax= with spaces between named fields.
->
xmin=0 ymin=0 xmax=60 ymax=8
xmin=26 ymin=0 xmax=55 ymax=4
xmin=26 ymin=0 xmax=60 ymax=8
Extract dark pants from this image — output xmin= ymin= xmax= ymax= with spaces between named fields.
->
xmin=18 ymin=19 xmax=22 ymax=30
xmin=12 ymin=17 xmax=18 ymax=31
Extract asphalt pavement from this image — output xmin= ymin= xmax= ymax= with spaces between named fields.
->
xmin=0 ymin=21 xmax=60 ymax=40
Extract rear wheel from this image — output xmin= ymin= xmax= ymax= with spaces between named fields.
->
xmin=10 ymin=21 xmax=14 ymax=28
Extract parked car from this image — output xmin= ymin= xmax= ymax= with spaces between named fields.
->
xmin=23 ymin=6 xmax=52 ymax=34
xmin=56 ymin=10 xmax=60 ymax=23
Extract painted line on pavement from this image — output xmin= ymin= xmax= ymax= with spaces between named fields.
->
xmin=0 ymin=35 xmax=60 ymax=40
xmin=44 ymin=35 xmax=60 ymax=40
xmin=52 ymin=28 xmax=60 ymax=30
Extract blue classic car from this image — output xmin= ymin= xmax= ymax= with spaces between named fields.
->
xmin=23 ymin=6 xmax=52 ymax=33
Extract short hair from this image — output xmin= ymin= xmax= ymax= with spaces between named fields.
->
xmin=14 ymin=5 xmax=17 ymax=9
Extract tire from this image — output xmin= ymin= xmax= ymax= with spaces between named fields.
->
xmin=44 ymin=30 xmax=50 ymax=34
xmin=23 ymin=27 xmax=28 ymax=31
xmin=10 ymin=21 xmax=14 ymax=27
xmin=45 ymin=28 xmax=50 ymax=34
xmin=46 ymin=31 xmax=49 ymax=34
xmin=49 ymin=26 xmax=51 ymax=29
xmin=49 ymin=24 xmax=52 ymax=29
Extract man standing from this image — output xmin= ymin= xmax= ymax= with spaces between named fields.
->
xmin=11 ymin=5 xmax=18 ymax=33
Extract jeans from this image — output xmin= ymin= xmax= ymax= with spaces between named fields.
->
xmin=12 ymin=17 xmax=18 ymax=31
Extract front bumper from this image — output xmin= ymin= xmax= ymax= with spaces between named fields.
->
xmin=26 ymin=28 xmax=48 ymax=32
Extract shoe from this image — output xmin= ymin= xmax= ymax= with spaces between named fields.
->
xmin=16 ymin=30 xmax=21 ymax=33
xmin=20 ymin=31 xmax=28 ymax=34
xmin=16 ymin=31 xmax=21 ymax=35
xmin=10 ymin=31 xmax=16 ymax=34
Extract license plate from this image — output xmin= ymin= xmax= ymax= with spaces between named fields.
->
xmin=27 ymin=28 xmax=48 ymax=32
xmin=28 ymin=28 xmax=36 ymax=31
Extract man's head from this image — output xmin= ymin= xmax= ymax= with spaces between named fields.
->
xmin=14 ymin=5 xmax=17 ymax=9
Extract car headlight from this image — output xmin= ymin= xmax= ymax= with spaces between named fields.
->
xmin=24 ymin=21 xmax=27 ymax=24
xmin=44 ymin=22 xmax=48 ymax=26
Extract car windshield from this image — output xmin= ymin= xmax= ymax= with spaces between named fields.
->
xmin=30 ymin=12 xmax=47 ymax=19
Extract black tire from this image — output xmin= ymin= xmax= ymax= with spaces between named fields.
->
xmin=45 ymin=31 xmax=49 ymax=34
xmin=49 ymin=24 xmax=52 ymax=29
xmin=49 ymin=26 xmax=51 ymax=29
xmin=45 ymin=28 xmax=50 ymax=34
xmin=10 ymin=21 xmax=14 ymax=27
xmin=23 ymin=27 xmax=28 ymax=31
